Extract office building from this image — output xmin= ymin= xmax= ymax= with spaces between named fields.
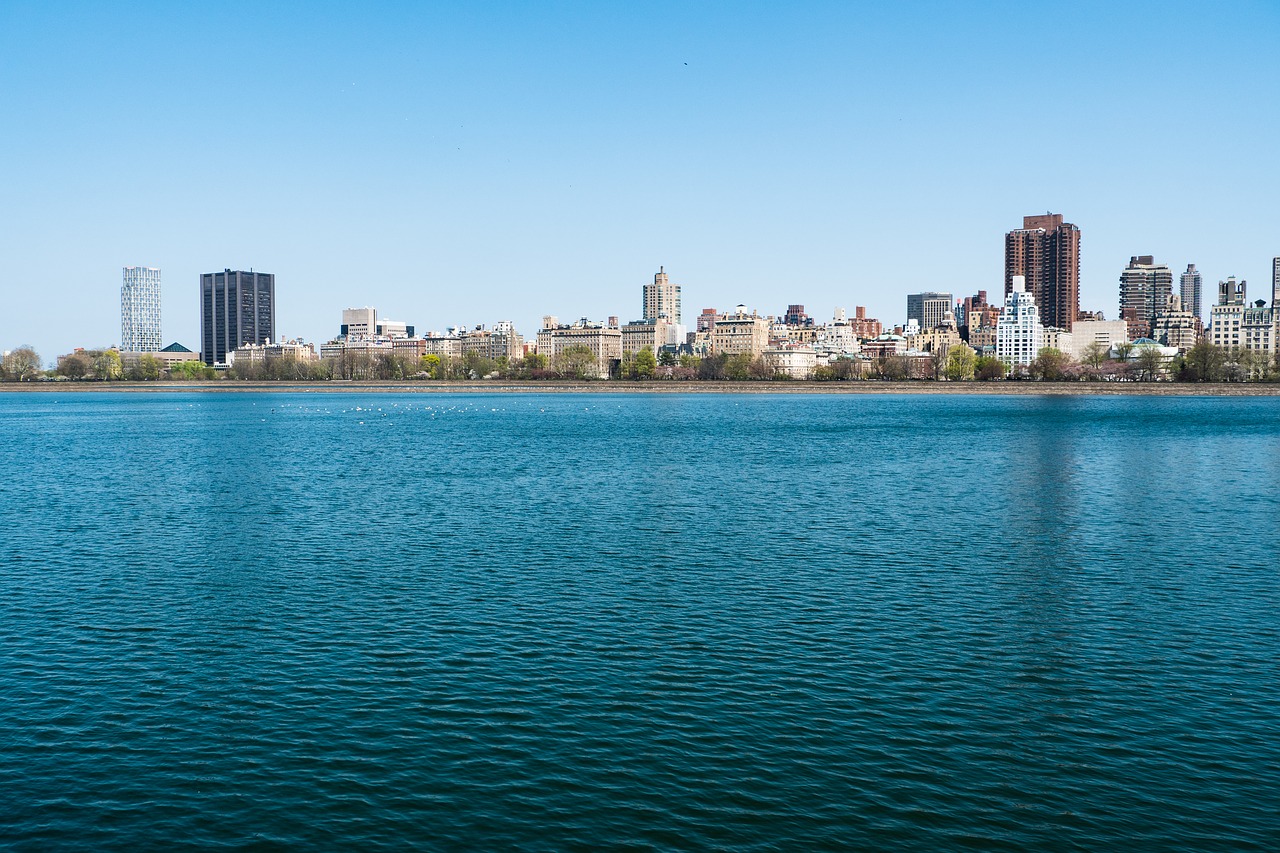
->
xmin=1004 ymin=213 xmax=1081 ymax=331
xmin=200 ymin=269 xmax=275 ymax=366
xmin=1180 ymin=264 xmax=1203 ymax=322
xmin=121 ymin=266 xmax=162 ymax=353
xmin=906 ymin=292 xmax=954 ymax=331
xmin=1119 ymin=255 xmax=1174 ymax=335
xmin=996 ymin=275 xmax=1044 ymax=367
xmin=643 ymin=266 xmax=681 ymax=325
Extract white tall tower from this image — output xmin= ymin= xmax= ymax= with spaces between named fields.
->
xmin=121 ymin=266 xmax=162 ymax=352
xmin=996 ymin=274 xmax=1044 ymax=367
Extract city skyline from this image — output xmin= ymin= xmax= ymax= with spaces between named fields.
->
xmin=1 ymin=2 xmax=1277 ymax=362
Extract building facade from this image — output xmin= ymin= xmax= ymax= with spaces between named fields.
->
xmin=710 ymin=310 xmax=770 ymax=357
xmin=121 ymin=266 xmax=162 ymax=353
xmin=1152 ymin=295 xmax=1201 ymax=353
xmin=1004 ymin=213 xmax=1081 ymax=331
xmin=1180 ymin=264 xmax=1203 ymax=323
xmin=996 ymin=275 xmax=1044 ymax=367
xmin=1119 ymin=255 xmax=1174 ymax=335
xmin=1210 ymin=276 xmax=1247 ymax=350
xmin=906 ymin=292 xmax=954 ymax=331
xmin=1065 ymin=319 xmax=1129 ymax=361
xmin=643 ymin=266 xmax=681 ymax=325
xmin=535 ymin=321 xmax=623 ymax=379
xmin=200 ymin=269 xmax=275 ymax=366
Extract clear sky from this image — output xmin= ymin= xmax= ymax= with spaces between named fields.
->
xmin=2 ymin=0 xmax=1277 ymax=362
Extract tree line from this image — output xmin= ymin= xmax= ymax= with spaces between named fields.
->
xmin=4 ymin=340 xmax=1280 ymax=383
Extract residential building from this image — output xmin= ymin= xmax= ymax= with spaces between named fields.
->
xmin=200 ymin=269 xmax=275 ymax=366
xmin=849 ymin=306 xmax=883 ymax=339
xmin=121 ymin=266 xmax=162 ymax=353
xmin=914 ymin=311 xmax=962 ymax=357
xmin=812 ymin=308 xmax=861 ymax=360
xmin=783 ymin=305 xmax=811 ymax=327
xmin=1210 ymin=277 xmax=1247 ymax=350
xmin=1180 ymin=264 xmax=1203 ymax=322
xmin=643 ymin=266 xmax=681 ymax=325
xmin=710 ymin=308 xmax=770 ymax=357
xmin=762 ymin=344 xmax=818 ymax=379
xmin=1005 ymin=213 xmax=1081 ymax=331
xmin=229 ymin=339 xmax=318 ymax=365
xmin=1119 ymin=255 xmax=1174 ymax=334
xmin=536 ymin=320 xmax=623 ymax=379
xmin=996 ymin=275 xmax=1044 ymax=367
xmin=1152 ymin=295 xmax=1202 ymax=353
xmin=696 ymin=308 xmax=717 ymax=333
xmin=906 ymin=292 xmax=954 ymax=331
xmin=621 ymin=319 xmax=672 ymax=357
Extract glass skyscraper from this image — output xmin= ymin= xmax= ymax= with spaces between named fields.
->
xmin=200 ymin=269 xmax=275 ymax=366
xmin=121 ymin=266 xmax=162 ymax=352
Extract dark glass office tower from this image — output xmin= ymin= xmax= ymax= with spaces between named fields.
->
xmin=200 ymin=269 xmax=275 ymax=366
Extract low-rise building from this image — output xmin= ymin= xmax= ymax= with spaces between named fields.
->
xmin=762 ymin=344 xmax=818 ymax=379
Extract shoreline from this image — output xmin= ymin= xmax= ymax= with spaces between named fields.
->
xmin=2 ymin=380 xmax=1279 ymax=396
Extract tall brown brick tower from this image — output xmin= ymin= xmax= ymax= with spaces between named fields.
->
xmin=1004 ymin=213 xmax=1080 ymax=331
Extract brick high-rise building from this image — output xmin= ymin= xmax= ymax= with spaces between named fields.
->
xmin=1004 ymin=213 xmax=1080 ymax=331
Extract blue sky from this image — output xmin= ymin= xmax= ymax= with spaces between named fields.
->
xmin=2 ymin=0 xmax=1277 ymax=361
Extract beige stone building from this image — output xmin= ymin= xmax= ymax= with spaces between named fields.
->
xmin=762 ymin=345 xmax=818 ymax=379
xmin=536 ymin=322 xmax=623 ymax=379
xmin=711 ymin=310 xmax=769 ymax=357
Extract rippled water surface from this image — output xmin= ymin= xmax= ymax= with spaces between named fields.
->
xmin=2 ymin=392 xmax=1278 ymax=850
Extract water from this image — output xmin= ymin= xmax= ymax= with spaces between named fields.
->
xmin=2 ymin=391 xmax=1278 ymax=850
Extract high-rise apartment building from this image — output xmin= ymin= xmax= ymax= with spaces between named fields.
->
xmin=121 ymin=266 xmax=162 ymax=352
xmin=906 ymin=292 xmax=953 ymax=330
xmin=642 ymin=267 xmax=681 ymax=325
xmin=200 ymin=269 xmax=275 ymax=366
xmin=1273 ymin=257 xmax=1280 ymax=305
xmin=1180 ymin=264 xmax=1203 ymax=322
xmin=996 ymin=275 xmax=1044 ymax=367
xmin=1004 ymin=213 xmax=1080 ymax=331
xmin=1119 ymin=255 xmax=1174 ymax=334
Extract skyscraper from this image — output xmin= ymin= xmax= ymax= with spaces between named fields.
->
xmin=200 ymin=269 xmax=275 ymax=366
xmin=1273 ymin=257 xmax=1279 ymax=306
xmin=906 ymin=292 xmax=953 ymax=330
xmin=1119 ymin=255 xmax=1174 ymax=332
xmin=121 ymin=266 xmax=162 ymax=352
xmin=1180 ymin=264 xmax=1203 ymax=322
xmin=1004 ymin=213 xmax=1080 ymax=331
xmin=642 ymin=267 xmax=681 ymax=324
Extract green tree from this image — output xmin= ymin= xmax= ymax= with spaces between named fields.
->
xmin=944 ymin=344 xmax=976 ymax=380
xmin=1030 ymin=347 xmax=1072 ymax=381
xmin=554 ymin=345 xmax=596 ymax=379
xmin=975 ymin=355 xmax=1006 ymax=381
xmin=634 ymin=347 xmax=657 ymax=379
xmin=657 ymin=349 xmax=677 ymax=367
xmin=91 ymin=350 xmax=124 ymax=381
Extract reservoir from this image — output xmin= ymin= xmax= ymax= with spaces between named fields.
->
xmin=2 ymin=392 xmax=1277 ymax=849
